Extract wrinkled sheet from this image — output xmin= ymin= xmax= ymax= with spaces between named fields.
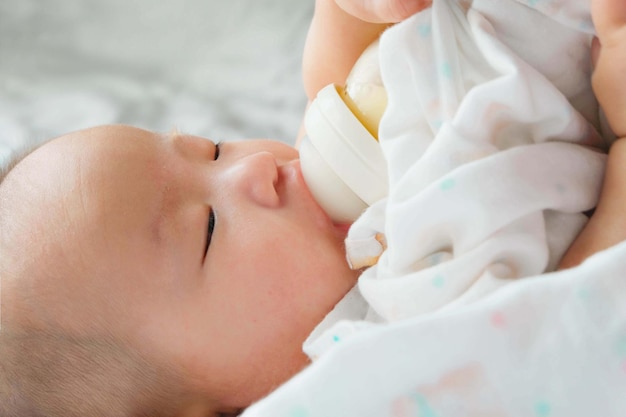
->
xmin=244 ymin=1 xmax=626 ymax=415
xmin=0 ymin=0 xmax=310 ymax=161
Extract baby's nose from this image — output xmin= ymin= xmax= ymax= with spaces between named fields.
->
xmin=224 ymin=151 xmax=280 ymax=208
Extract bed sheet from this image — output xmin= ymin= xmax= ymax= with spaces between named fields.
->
xmin=0 ymin=0 xmax=312 ymax=163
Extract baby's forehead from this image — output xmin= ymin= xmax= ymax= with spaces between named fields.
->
xmin=1 ymin=128 xmax=158 ymax=307
xmin=0 ymin=137 xmax=87 ymax=254
xmin=1 ymin=126 xmax=160 ymax=246
xmin=10 ymin=126 xmax=160 ymax=188
xmin=4 ymin=135 xmax=91 ymax=206
xmin=0 ymin=144 xmax=53 ymax=228
xmin=0 ymin=137 xmax=86 ymax=327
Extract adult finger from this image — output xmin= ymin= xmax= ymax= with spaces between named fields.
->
xmin=591 ymin=0 xmax=626 ymax=137
xmin=334 ymin=0 xmax=432 ymax=23
xmin=592 ymin=0 xmax=626 ymax=44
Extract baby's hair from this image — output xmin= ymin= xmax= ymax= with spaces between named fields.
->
xmin=0 ymin=329 xmax=199 ymax=417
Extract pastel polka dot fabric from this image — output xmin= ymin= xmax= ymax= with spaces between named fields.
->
xmin=243 ymin=0 xmax=625 ymax=415
xmin=245 ymin=244 xmax=626 ymax=416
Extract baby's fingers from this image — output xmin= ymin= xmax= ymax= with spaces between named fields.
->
xmin=334 ymin=0 xmax=432 ymax=23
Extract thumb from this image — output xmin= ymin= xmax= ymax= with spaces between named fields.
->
xmin=335 ymin=0 xmax=432 ymax=24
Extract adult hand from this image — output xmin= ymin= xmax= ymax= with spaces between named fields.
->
xmin=591 ymin=0 xmax=626 ymax=138
xmin=298 ymin=0 xmax=432 ymax=145
xmin=334 ymin=0 xmax=432 ymax=23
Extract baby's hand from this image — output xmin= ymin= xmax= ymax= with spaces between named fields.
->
xmin=592 ymin=0 xmax=626 ymax=138
xmin=334 ymin=0 xmax=431 ymax=23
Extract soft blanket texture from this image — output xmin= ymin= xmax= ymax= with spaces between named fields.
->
xmin=244 ymin=0 xmax=626 ymax=415
xmin=0 ymin=0 xmax=311 ymax=161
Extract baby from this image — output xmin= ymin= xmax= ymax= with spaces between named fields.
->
xmin=0 ymin=126 xmax=361 ymax=416
xmin=1 ymin=0 xmax=625 ymax=416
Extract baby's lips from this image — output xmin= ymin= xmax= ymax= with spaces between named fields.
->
xmin=333 ymin=222 xmax=352 ymax=238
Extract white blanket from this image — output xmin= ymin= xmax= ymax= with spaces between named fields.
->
xmin=244 ymin=0 xmax=626 ymax=415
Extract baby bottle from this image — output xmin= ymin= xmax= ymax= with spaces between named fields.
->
xmin=299 ymin=40 xmax=388 ymax=223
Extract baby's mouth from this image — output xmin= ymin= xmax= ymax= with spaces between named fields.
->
xmin=285 ymin=159 xmax=351 ymax=235
xmin=333 ymin=222 xmax=352 ymax=239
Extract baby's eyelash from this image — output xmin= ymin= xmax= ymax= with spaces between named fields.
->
xmin=214 ymin=141 xmax=223 ymax=160
xmin=204 ymin=208 xmax=216 ymax=257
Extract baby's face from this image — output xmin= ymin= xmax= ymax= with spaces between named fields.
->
xmin=3 ymin=125 xmax=358 ymax=410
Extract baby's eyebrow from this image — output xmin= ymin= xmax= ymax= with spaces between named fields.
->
xmin=147 ymin=178 xmax=168 ymax=248
xmin=147 ymin=136 xmax=175 ymax=247
xmin=149 ymin=205 xmax=166 ymax=247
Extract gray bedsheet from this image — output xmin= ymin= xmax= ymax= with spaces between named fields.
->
xmin=0 ymin=0 xmax=312 ymax=162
